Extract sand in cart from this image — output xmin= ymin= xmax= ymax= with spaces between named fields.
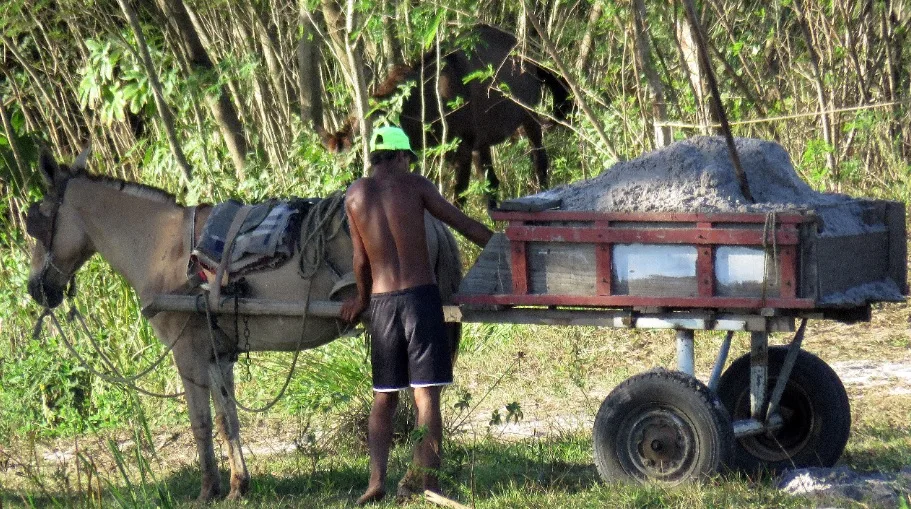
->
xmin=498 ymin=136 xmax=905 ymax=305
xmin=528 ymin=136 xmax=883 ymax=237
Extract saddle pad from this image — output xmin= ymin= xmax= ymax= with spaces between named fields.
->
xmin=192 ymin=199 xmax=313 ymax=278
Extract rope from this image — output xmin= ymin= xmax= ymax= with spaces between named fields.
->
xmin=33 ymin=306 xmax=185 ymax=399
xmin=205 ymin=193 xmax=345 ymax=413
xmin=298 ymin=191 xmax=347 ymax=279
xmin=656 ymin=100 xmax=904 ymax=129
xmin=760 ymin=211 xmax=780 ymax=306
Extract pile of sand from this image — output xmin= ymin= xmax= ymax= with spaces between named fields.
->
xmin=530 ymin=136 xmax=882 ymax=237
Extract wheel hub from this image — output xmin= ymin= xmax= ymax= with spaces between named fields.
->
xmin=625 ymin=407 xmax=696 ymax=479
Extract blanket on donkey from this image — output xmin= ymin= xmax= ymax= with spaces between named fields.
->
xmin=192 ymin=198 xmax=316 ymax=278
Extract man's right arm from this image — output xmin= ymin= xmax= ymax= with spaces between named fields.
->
xmin=341 ymin=184 xmax=373 ymax=322
xmin=418 ymin=177 xmax=493 ymax=248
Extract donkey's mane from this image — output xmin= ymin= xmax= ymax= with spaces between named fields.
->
xmin=76 ymin=168 xmax=178 ymax=205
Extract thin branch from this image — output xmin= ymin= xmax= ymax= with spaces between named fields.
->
xmin=116 ymin=0 xmax=194 ymax=184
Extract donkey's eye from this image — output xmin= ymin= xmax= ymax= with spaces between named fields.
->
xmin=25 ymin=202 xmax=52 ymax=244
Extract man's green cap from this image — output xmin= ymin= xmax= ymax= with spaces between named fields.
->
xmin=370 ymin=126 xmax=417 ymax=159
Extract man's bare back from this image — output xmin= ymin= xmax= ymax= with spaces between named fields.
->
xmin=345 ymin=171 xmax=436 ymax=293
xmin=341 ymin=151 xmax=492 ymax=320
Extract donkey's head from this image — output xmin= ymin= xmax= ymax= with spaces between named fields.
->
xmin=26 ymin=149 xmax=94 ymax=308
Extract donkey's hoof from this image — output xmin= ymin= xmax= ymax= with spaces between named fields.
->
xmin=227 ymin=474 xmax=251 ymax=500
xmin=197 ymin=479 xmax=221 ymax=502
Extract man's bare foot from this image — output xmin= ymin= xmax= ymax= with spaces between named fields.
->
xmin=356 ymin=485 xmax=385 ymax=506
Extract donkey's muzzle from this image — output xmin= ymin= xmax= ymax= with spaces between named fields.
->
xmin=28 ymin=277 xmax=64 ymax=308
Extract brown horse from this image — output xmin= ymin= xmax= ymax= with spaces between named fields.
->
xmin=321 ymin=24 xmax=572 ymax=207
xmin=25 ymin=151 xmax=462 ymax=501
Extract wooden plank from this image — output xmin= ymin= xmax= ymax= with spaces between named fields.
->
xmin=491 ymin=210 xmax=814 ymax=224
xmin=454 ymin=293 xmax=817 ymax=309
xmin=778 ymin=245 xmax=797 ymax=298
xmin=144 ymin=294 xmax=464 ymax=324
xmin=496 ymin=196 xmax=562 ymax=212
xmin=458 ymin=233 xmax=512 ymax=295
xmin=887 ymin=201 xmax=908 ymax=294
xmin=456 ymin=307 xmax=798 ymax=331
xmin=527 ymin=242 xmax=596 ymax=295
xmin=596 ymin=243 xmax=612 ymax=296
xmin=510 ymin=239 xmax=529 ymax=294
xmin=505 ymin=225 xmax=800 ymax=246
xmin=697 ymin=245 xmax=714 ymax=297
xmin=143 ymin=295 xmax=345 ymax=319
xmin=815 ymin=232 xmax=890 ymax=298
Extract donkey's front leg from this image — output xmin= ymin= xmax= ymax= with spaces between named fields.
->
xmin=180 ymin=367 xmax=221 ymax=501
xmin=209 ymin=360 xmax=250 ymax=499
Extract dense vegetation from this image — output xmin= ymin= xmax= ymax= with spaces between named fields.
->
xmin=1 ymin=0 xmax=909 ymax=506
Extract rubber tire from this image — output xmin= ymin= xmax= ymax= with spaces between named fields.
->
xmin=593 ymin=368 xmax=733 ymax=484
xmin=716 ymin=346 xmax=850 ymax=473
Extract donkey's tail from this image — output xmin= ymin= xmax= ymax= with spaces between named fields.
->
xmin=536 ymin=65 xmax=574 ymax=122
xmin=427 ymin=216 xmax=464 ymax=368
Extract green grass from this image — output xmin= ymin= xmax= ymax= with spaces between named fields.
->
xmin=2 ymin=305 xmax=910 ymax=507
xmin=1 ymin=430 xmax=815 ymax=508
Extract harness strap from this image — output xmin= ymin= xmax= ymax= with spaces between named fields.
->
xmin=211 ymin=205 xmax=254 ymax=305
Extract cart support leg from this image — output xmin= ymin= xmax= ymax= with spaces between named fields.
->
xmin=766 ymin=319 xmax=807 ymax=423
xmin=750 ymin=331 xmax=768 ymax=419
xmin=676 ymin=330 xmax=695 ymax=376
xmin=708 ymin=331 xmax=733 ymax=392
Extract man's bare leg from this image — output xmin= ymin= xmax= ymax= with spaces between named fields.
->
xmin=358 ymin=390 xmax=400 ymax=505
xmin=411 ymin=386 xmax=443 ymax=493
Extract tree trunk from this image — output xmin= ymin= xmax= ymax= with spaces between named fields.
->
xmin=632 ymin=0 xmax=671 ymax=148
xmin=298 ymin=6 xmax=325 ymax=136
xmin=380 ymin=0 xmax=402 ymax=70
xmin=675 ymin=14 xmax=713 ymax=134
xmin=156 ymin=0 xmax=249 ymax=180
xmin=116 ymin=0 xmax=194 ymax=184
xmin=681 ymin=0 xmax=753 ymax=203
xmin=575 ymin=1 xmax=604 ymax=72
xmin=322 ymin=0 xmax=370 ymax=174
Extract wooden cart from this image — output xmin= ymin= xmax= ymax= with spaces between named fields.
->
xmin=452 ymin=198 xmax=907 ymax=483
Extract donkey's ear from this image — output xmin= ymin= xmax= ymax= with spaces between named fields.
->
xmin=38 ymin=150 xmax=71 ymax=195
xmin=38 ymin=150 xmax=60 ymax=188
xmin=73 ymin=143 xmax=92 ymax=172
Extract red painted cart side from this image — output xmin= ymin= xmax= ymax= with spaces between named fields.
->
xmin=455 ymin=209 xmax=817 ymax=311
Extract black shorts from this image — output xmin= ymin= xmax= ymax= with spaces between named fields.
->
xmin=366 ymin=284 xmax=453 ymax=392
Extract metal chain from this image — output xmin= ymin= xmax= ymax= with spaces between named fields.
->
xmin=202 ymin=269 xmax=316 ymax=413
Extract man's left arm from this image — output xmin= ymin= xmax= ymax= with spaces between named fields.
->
xmin=419 ymin=178 xmax=493 ymax=247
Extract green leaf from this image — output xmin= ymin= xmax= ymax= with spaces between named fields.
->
xmin=421 ymin=12 xmax=444 ymax=49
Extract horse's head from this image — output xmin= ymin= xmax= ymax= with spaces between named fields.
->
xmin=319 ymin=120 xmax=355 ymax=154
xmin=26 ymin=149 xmax=95 ymax=308
xmin=319 ymin=65 xmax=419 ymax=156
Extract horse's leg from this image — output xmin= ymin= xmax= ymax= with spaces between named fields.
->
xmin=523 ymin=118 xmax=549 ymax=190
xmin=477 ymin=145 xmax=499 ymax=209
xmin=451 ymin=142 xmax=474 ymax=208
xmin=209 ymin=360 xmax=250 ymax=499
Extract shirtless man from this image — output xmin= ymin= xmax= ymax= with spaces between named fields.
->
xmin=340 ymin=126 xmax=492 ymax=505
